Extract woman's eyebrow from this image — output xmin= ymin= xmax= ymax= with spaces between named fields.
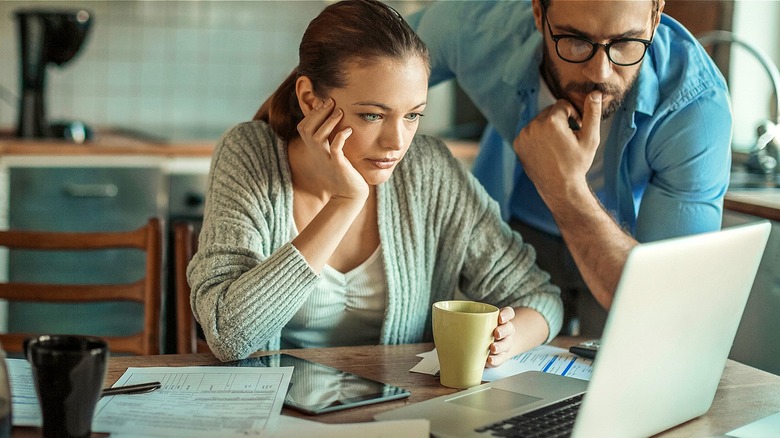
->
xmin=353 ymin=101 xmax=427 ymax=111
xmin=354 ymin=101 xmax=391 ymax=111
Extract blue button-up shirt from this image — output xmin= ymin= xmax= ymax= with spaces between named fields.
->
xmin=409 ymin=1 xmax=732 ymax=242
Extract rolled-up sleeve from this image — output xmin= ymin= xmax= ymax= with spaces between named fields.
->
xmin=636 ymin=87 xmax=732 ymax=242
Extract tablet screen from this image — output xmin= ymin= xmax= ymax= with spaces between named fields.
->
xmin=222 ymin=353 xmax=411 ymax=415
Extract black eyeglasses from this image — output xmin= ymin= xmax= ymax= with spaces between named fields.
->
xmin=542 ymin=5 xmax=653 ymax=66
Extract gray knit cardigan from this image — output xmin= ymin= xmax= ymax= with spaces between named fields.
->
xmin=188 ymin=121 xmax=563 ymax=361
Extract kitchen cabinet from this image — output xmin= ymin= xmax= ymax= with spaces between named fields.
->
xmin=0 ymin=134 xmax=214 ymax=352
xmin=723 ymin=190 xmax=780 ymax=376
xmin=6 ymin=165 xmax=164 ymax=339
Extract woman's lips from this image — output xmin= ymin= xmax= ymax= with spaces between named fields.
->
xmin=367 ymin=158 xmax=398 ymax=169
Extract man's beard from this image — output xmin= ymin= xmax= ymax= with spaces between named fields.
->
xmin=541 ymin=45 xmax=639 ymax=120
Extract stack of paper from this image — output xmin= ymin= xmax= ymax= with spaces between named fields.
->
xmin=411 ymin=344 xmax=594 ymax=381
xmin=6 ymin=358 xmax=428 ymax=437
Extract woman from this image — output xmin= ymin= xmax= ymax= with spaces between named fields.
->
xmin=188 ymin=0 xmax=563 ymax=363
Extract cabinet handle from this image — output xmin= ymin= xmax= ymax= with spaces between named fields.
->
xmin=63 ymin=183 xmax=119 ymax=198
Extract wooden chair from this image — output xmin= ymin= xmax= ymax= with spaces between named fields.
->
xmin=0 ymin=218 xmax=163 ymax=355
xmin=173 ymin=221 xmax=210 ymax=354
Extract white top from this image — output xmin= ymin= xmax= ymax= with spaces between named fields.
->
xmin=281 ymin=222 xmax=387 ymax=348
xmin=537 ymin=77 xmax=613 ymax=196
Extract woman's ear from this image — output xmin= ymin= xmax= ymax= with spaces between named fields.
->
xmin=295 ymin=76 xmax=321 ymax=116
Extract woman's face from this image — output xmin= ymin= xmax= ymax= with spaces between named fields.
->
xmin=326 ymin=56 xmax=429 ymax=186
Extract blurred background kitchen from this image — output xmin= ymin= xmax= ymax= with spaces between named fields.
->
xmin=0 ymin=0 xmax=465 ymax=143
xmin=0 ymin=1 xmax=778 ymax=372
xmin=0 ymin=0 xmax=776 ymax=147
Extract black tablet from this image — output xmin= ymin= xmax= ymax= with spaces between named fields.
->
xmin=222 ymin=353 xmax=410 ymax=415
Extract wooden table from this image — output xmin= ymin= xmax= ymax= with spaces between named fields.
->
xmin=13 ymin=339 xmax=780 ymax=437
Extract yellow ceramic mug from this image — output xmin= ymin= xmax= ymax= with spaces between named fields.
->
xmin=432 ymin=300 xmax=499 ymax=389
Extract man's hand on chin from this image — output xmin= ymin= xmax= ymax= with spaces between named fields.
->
xmin=513 ymin=91 xmax=603 ymax=203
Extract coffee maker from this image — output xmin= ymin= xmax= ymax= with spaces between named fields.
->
xmin=15 ymin=8 xmax=93 ymax=142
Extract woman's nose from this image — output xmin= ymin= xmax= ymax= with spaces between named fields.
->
xmin=382 ymin=122 xmax=405 ymax=150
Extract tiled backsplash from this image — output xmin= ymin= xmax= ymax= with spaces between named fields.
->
xmin=0 ymin=0 xmax=448 ymax=140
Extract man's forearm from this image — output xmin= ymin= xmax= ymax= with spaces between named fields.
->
xmin=542 ymin=185 xmax=637 ymax=309
xmin=513 ymin=92 xmax=637 ymax=309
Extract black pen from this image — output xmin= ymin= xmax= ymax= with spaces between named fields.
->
xmin=101 ymin=381 xmax=161 ymax=397
xmin=568 ymin=116 xmax=581 ymax=131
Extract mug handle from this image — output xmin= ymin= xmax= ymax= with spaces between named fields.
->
xmin=23 ymin=336 xmax=37 ymax=361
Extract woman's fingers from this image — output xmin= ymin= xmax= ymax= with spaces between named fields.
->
xmin=498 ymin=307 xmax=515 ymax=325
xmin=487 ymin=307 xmax=516 ymax=367
xmin=297 ymin=98 xmax=334 ymax=141
xmin=314 ymin=106 xmax=345 ymax=146
xmin=330 ymin=126 xmax=353 ymax=156
xmin=297 ymin=99 xmax=350 ymax=158
xmin=487 ymin=338 xmax=512 ymax=367
xmin=493 ymin=307 xmax=515 ymax=340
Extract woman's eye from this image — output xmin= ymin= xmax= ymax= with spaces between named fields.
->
xmin=359 ymin=113 xmax=382 ymax=122
xmin=405 ymin=113 xmax=424 ymax=122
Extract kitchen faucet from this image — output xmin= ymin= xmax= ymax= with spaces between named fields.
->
xmin=698 ymin=30 xmax=779 ymax=175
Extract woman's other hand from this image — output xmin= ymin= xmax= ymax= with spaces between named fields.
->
xmin=296 ymin=98 xmax=369 ymax=202
xmin=487 ymin=307 xmax=517 ymax=367
xmin=487 ymin=306 xmax=550 ymax=368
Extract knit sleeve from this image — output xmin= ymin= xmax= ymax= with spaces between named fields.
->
xmin=416 ymin=136 xmax=564 ymax=343
xmin=187 ymin=122 xmax=319 ymax=361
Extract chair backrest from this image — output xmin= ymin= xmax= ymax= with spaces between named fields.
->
xmin=0 ymin=217 xmax=163 ymax=355
xmin=173 ymin=221 xmax=210 ymax=354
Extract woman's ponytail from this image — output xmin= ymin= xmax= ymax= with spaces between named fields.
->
xmin=253 ymin=69 xmax=303 ymax=142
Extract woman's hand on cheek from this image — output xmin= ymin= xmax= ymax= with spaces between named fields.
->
xmin=297 ymin=99 xmax=369 ymax=202
xmin=487 ymin=307 xmax=516 ymax=368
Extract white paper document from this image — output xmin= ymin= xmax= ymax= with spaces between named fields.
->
xmin=92 ymin=366 xmax=293 ymax=437
xmin=5 ymin=358 xmax=42 ymax=426
xmin=271 ymin=415 xmax=430 ymax=438
xmin=482 ymin=345 xmax=593 ymax=381
xmin=726 ymin=411 xmax=780 ymax=438
xmin=8 ymin=358 xmax=424 ymax=437
xmin=411 ymin=345 xmax=593 ymax=382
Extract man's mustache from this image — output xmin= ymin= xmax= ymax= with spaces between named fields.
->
xmin=564 ymin=82 xmax=622 ymax=96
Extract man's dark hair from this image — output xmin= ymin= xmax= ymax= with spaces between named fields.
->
xmin=541 ymin=0 xmax=661 ymax=22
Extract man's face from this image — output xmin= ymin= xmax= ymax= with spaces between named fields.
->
xmin=535 ymin=0 xmax=660 ymax=119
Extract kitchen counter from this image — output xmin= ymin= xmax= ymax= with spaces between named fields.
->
xmin=0 ymin=131 xmax=215 ymax=158
xmin=725 ymin=155 xmax=780 ymax=222
xmin=7 ymin=132 xmax=776 ymax=222
xmin=0 ymin=131 xmax=480 ymax=165
xmin=725 ymin=190 xmax=780 ymax=222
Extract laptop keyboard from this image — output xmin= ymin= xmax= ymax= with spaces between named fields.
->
xmin=474 ymin=393 xmax=584 ymax=438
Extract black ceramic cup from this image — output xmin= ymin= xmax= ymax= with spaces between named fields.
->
xmin=24 ymin=335 xmax=109 ymax=438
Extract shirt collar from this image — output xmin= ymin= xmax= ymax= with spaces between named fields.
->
xmin=504 ymin=33 xmax=544 ymax=97
xmin=630 ymin=51 xmax=659 ymax=116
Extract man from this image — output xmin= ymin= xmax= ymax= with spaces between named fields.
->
xmin=409 ymin=0 xmax=732 ymax=335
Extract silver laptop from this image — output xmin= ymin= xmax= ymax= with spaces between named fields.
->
xmin=376 ymin=221 xmax=771 ymax=437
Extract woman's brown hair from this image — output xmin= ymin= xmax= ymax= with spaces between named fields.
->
xmin=253 ymin=0 xmax=429 ymax=142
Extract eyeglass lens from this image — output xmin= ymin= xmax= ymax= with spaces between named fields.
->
xmin=557 ymin=37 xmax=647 ymax=65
